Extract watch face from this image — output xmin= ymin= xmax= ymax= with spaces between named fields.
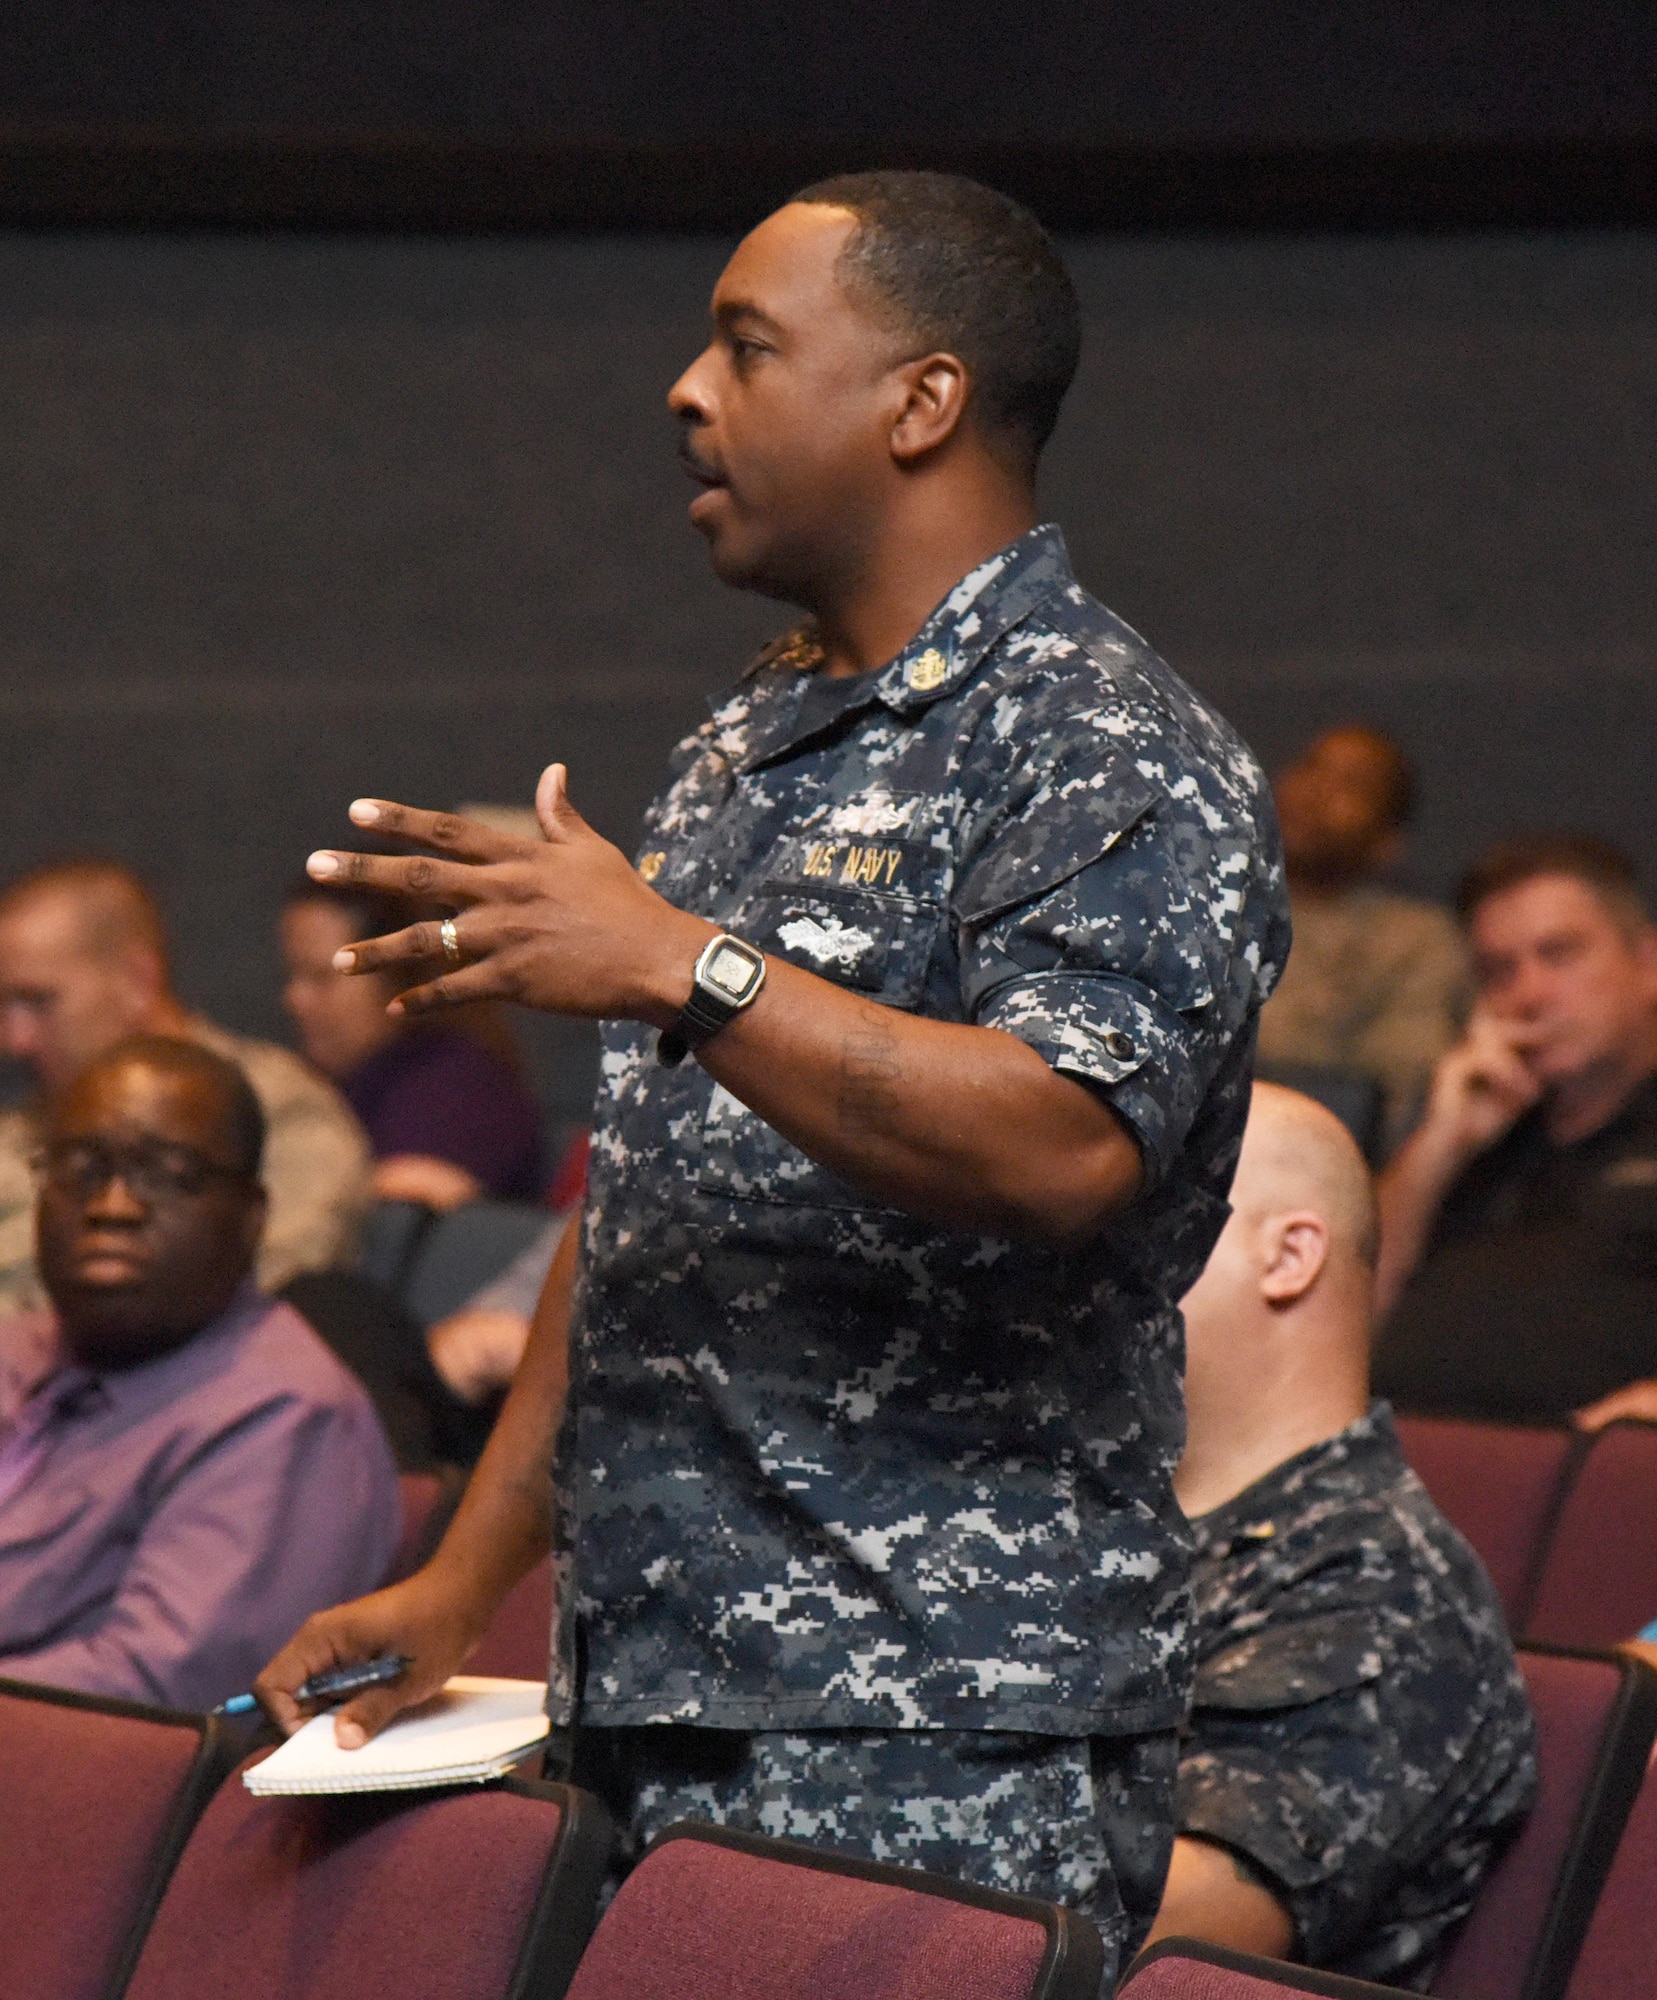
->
xmin=705 ymin=941 xmax=762 ymax=1001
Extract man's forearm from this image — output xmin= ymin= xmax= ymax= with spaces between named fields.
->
xmin=425 ymin=1224 xmax=577 ymax=1613
xmin=697 ymin=954 xmax=1141 ymax=1244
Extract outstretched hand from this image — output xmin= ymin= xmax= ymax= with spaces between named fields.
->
xmin=306 ymin=763 xmax=712 ymax=1026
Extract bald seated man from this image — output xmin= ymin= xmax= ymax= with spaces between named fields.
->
xmin=0 ymin=1036 xmax=397 ymax=1709
xmin=1145 ymin=1084 xmax=1535 ymax=1988
xmin=1258 ymin=727 xmax=1467 ymax=1151
xmin=0 ymin=860 xmax=371 ymax=1413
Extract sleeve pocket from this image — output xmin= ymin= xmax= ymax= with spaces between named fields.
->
xmin=952 ymin=766 xmax=1160 ymax=928
xmin=1194 ymin=1609 xmax=1386 ymax=1712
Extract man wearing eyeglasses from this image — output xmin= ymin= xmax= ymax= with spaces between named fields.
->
xmin=0 ymin=1034 xmax=397 ymax=1709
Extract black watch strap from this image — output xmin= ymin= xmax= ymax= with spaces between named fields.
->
xmin=657 ymin=934 xmax=767 ymax=1067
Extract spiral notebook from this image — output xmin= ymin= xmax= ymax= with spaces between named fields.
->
xmin=243 ymin=1676 xmax=550 ymax=1796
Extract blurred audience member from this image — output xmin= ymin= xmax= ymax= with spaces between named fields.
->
xmin=0 ymin=1037 xmax=397 ymax=1708
xmin=281 ymin=879 xmax=544 ymax=1209
xmin=0 ymin=861 xmax=371 ymax=1414
xmin=425 ymin=1213 xmax=568 ymax=1407
xmin=1260 ymin=726 xmax=1467 ymax=1150
xmin=1374 ymin=835 xmax=1657 ymax=1424
xmin=1150 ymin=1084 xmax=1535 ymax=1986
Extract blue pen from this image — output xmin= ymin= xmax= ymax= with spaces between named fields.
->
xmin=215 ymin=1652 xmax=412 ymax=1718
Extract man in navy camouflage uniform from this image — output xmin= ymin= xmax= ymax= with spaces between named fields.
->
xmin=1149 ymin=1085 xmax=1536 ymax=1986
xmin=260 ymin=172 xmax=1288 ymax=1984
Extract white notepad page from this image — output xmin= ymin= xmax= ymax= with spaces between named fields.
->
xmin=244 ymin=1676 xmax=550 ymax=1796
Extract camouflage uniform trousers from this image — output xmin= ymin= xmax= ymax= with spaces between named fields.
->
xmin=571 ymin=1723 xmax=1178 ymax=1990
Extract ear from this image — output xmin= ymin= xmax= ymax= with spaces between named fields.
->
xmin=1258 ymin=1210 xmax=1330 ymax=1307
xmin=888 ymin=352 xmax=970 ymax=466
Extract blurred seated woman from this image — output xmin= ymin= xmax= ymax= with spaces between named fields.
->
xmin=280 ymin=879 xmax=544 ymax=1209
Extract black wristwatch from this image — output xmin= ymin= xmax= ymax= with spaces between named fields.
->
xmin=657 ymin=933 xmax=768 ymax=1066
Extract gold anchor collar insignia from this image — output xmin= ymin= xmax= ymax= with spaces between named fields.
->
xmin=907 ymin=647 xmax=950 ymax=693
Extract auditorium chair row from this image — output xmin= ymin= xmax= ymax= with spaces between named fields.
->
xmin=5 ymin=1640 xmax=1657 ymax=2000
xmin=1395 ymin=1414 xmax=1657 ymax=1646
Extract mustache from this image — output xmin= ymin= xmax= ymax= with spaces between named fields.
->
xmin=676 ymin=434 xmax=725 ymax=484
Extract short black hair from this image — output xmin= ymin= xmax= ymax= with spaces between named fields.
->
xmin=791 ymin=170 xmax=1081 ymax=474
xmin=1456 ymin=832 xmax=1650 ymax=933
xmin=83 ymin=1035 xmax=266 ymax=1179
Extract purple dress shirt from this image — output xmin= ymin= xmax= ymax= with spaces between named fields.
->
xmin=341 ymin=1028 xmax=545 ymax=1201
xmin=0 ymin=1287 xmax=399 ymax=1710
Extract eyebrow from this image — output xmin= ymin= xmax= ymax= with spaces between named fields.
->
xmin=712 ymin=297 xmax=785 ymax=338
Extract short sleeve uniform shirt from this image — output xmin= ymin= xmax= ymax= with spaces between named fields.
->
xmin=573 ymin=526 xmax=1289 ymax=1736
xmin=1179 ymin=1405 xmax=1537 ymax=1987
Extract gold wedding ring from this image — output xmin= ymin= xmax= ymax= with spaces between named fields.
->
xmin=440 ymin=917 xmax=463 ymax=966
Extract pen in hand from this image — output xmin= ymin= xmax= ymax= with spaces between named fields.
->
xmin=216 ymin=1652 xmax=413 ymax=1719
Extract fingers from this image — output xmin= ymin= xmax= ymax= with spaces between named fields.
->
xmin=334 ymin=911 xmax=508 ymax=982
xmin=1574 ymin=1379 xmax=1657 ymax=1433
xmin=347 ymin=799 xmax=531 ymax=863
xmin=306 ymin=849 xmax=478 ymax=908
xmin=390 ymin=959 xmax=514 ymax=1017
xmin=254 ymin=1603 xmax=375 ymax=1738
xmin=332 ymin=1679 xmax=431 ymax=1751
xmin=535 ymin=763 xmax=577 ymax=842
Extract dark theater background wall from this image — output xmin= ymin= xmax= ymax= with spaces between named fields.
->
xmin=1 ymin=4 xmax=1653 ymax=1119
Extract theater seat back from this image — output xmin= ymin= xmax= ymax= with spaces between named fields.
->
xmin=564 ymin=1822 xmax=1103 ymax=2000
xmin=1561 ymin=1743 xmax=1657 ymax=1999
xmin=1522 ymin=1422 xmax=1657 ymax=1649
xmin=1122 ymin=1936 xmax=1422 ymax=1998
xmin=1394 ymin=1417 xmax=1580 ymax=1629
xmin=0 ymin=1677 xmax=235 ymax=2000
xmin=467 ymin=1554 xmax=555 ymax=1678
xmin=1429 ymin=1648 xmax=1657 ymax=2000
xmin=119 ymin=1756 xmax=612 ymax=2000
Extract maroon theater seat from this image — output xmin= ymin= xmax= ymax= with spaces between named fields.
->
xmin=1429 ymin=1648 xmax=1657 ymax=2000
xmin=1522 ymin=1422 xmax=1657 ymax=1649
xmin=467 ymin=1554 xmax=554 ymax=1679
xmin=0 ymin=1675 xmax=238 ymax=2000
xmin=1395 ymin=1416 xmax=1581 ymax=1629
xmin=386 ymin=1468 xmax=461 ymax=1585
xmin=563 ymin=1820 xmax=1103 ymax=2000
xmin=1123 ymin=1937 xmax=1415 ymax=1998
xmin=119 ymin=1754 xmax=612 ymax=2000
xmin=1561 ymin=1743 xmax=1657 ymax=1999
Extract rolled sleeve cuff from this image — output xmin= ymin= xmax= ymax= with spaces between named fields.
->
xmin=975 ymin=972 xmax=1203 ymax=1188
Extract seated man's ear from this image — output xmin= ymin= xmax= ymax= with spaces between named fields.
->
xmin=1259 ymin=1210 xmax=1330 ymax=1306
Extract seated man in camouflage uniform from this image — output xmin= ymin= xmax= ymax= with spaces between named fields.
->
xmin=259 ymin=172 xmax=1288 ymax=1987
xmin=1147 ymin=1083 xmax=1536 ymax=1987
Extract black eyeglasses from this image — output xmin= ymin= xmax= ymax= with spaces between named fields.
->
xmin=33 ymin=1139 xmax=253 ymax=1204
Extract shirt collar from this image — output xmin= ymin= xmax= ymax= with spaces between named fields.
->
xmin=63 ymin=1279 xmax=271 ymax=1418
xmin=1189 ymin=1401 xmax=1400 ymax=1548
xmin=733 ymin=523 xmax=1075 ymax=773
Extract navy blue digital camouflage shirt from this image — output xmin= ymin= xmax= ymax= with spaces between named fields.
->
xmin=1179 ymin=1404 xmax=1537 ymax=1988
xmin=570 ymin=524 xmax=1289 ymax=1736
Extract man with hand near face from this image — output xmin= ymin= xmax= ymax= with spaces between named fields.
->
xmin=0 ymin=1037 xmax=397 ymax=1709
xmin=258 ymin=172 xmax=1287 ymax=1978
xmin=1373 ymin=834 xmax=1657 ymax=1425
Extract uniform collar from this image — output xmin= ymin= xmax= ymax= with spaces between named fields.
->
xmin=732 ymin=523 xmax=1074 ymax=773
xmin=1190 ymin=1402 xmax=1401 ymax=1549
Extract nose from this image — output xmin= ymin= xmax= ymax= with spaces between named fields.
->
xmin=667 ymin=347 xmax=716 ymax=423
xmin=83 ymin=1173 xmax=149 ymax=1224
